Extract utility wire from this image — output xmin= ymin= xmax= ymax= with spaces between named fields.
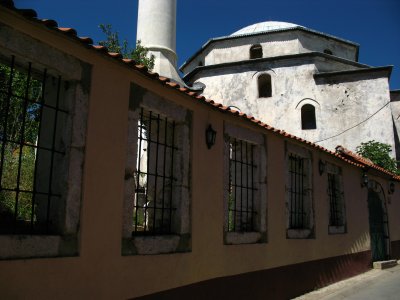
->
xmin=314 ymin=101 xmax=390 ymax=143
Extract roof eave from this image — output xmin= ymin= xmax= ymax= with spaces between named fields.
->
xmin=183 ymin=52 xmax=370 ymax=82
xmin=180 ymin=26 xmax=359 ymax=71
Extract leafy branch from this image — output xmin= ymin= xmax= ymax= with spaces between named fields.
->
xmin=98 ymin=24 xmax=155 ymax=70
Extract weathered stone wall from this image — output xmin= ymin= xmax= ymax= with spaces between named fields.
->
xmin=193 ymin=60 xmax=393 ymax=155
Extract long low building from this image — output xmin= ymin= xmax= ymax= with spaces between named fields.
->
xmin=0 ymin=2 xmax=399 ymax=299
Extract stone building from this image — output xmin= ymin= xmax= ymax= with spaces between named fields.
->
xmin=0 ymin=1 xmax=400 ymax=299
xmin=180 ymin=21 xmax=397 ymax=156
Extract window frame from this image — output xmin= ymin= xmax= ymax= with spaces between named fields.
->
xmin=285 ymin=143 xmax=314 ymax=239
xmin=257 ymin=73 xmax=272 ymax=98
xmin=326 ymin=163 xmax=346 ymax=234
xmin=0 ymin=25 xmax=89 ymax=259
xmin=250 ymin=44 xmax=263 ymax=59
xmin=122 ymin=85 xmax=191 ymax=255
xmin=223 ymin=123 xmax=267 ymax=245
xmin=301 ymin=104 xmax=317 ymax=130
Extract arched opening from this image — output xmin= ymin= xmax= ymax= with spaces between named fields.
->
xmin=324 ymin=49 xmax=333 ymax=55
xmin=250 ymin=44 xmax=263 ymax=59
xmin=258 ymin=74 xmax=272 ymax=98
xmin=198 ymin=61 xmax=203 ymax=67
xmin=367 ymin=181 xmax=390 ymax=261
xmin=301 ymin=104 xmax=316 ymax=129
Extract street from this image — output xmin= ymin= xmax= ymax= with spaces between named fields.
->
xmin=295 ymin=263 xmax=400 ymax=300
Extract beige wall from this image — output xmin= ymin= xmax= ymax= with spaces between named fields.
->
xmin=0 ymin=8 xmax=399 ymax=299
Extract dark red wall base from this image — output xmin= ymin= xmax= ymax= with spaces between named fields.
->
xmin=134 ymin=251 xmax=372 ymax=300
xmin=392 ymin=240 xmax=400 ymax=259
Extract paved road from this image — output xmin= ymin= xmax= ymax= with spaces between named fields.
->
xmin=295 ymin=263 xmax=400 ymax=300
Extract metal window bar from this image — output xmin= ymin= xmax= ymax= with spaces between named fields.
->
xmin=328 ymin=173 xmax=342 ymax=226
xmin=0 ymin=55 xmax=67 ymax=234
xmin=228 ymin=138 xmax=257 ymax=232
xmin=288 ymin=154 xmax=307 ymax=229
xmin=133 ymin=108 xmax=177 ymax=235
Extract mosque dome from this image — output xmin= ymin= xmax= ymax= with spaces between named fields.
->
xmin=230 ymin=21 xmax=302 ymax=36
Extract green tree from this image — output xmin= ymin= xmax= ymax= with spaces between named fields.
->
xmin=0 ymin=63 xmax=41 ymax=222
xmin=356 ymin=140 xmax=399 ymax=174
xmin=98 ymin=24 xmax=155 ymax=70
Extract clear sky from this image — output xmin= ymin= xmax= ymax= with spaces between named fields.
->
xmin=14 ymin=0 xmax=400 ymax=89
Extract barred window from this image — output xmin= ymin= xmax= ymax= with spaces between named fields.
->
xmin=286 ymin=145 xmax=313 ymax=238
xmin=326 ymin=164 xmax=346 ymax=233
xmin=288 ymin=154 xmax=307 ymax=229
xmin=0 ymin=55 xmax=68 ymax=235
xmin=122 ymin=87 xmax=191 ymax=255
xmin=228 ymin=138 xmax=257 ymax=232
xmin=134 ymin=108 xmax=176 ymax=235
xmin=223 ymin=124 xmax=267 ymax=245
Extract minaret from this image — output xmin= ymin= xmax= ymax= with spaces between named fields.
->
xmin=137 ymin=0 xmax=184 ymax=84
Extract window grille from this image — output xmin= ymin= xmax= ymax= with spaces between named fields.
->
xmin=0 ymin=55 xmax=67 ymax=234
xmin=288 ymin=154 xmax=307 ymax=229
xmin=133 ymin=108 xmax=177 ymax=235
xmin=328 ymin=173 xmax=343 ymax=226
xmin=250 ymin=44 xmax=263 ymax=59
xmin=228 ymin=138 xmax=257 ymax=232
xmin=258 ymin=74 xmax=272 ymax=98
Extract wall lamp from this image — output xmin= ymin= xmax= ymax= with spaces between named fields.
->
xmin=205 ymin=124 xmax=217 ymax=149
xmin=361 ymin=171 xmax=369 ymax=188
xmin=318 ymin=159 xmax=326 ymax=175
xmin=388 ymin=181 xmax=395 ymax=195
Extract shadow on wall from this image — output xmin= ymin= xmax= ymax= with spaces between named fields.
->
xmin=316 ymin=232 xmax=370 ymax=289
xmin=134 ymin=235 xmax=372 ymax=300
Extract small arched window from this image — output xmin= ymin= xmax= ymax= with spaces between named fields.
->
xmin=250 ymin=44 xmax=263 ymax=59
xmin=258 ymin=74 xmax=272 ymax=98
xmin=198 ymin=61 xmax=203 ymax=67
xmin=324 ymin=49 xmax=333 ymax=55
xmin=301 ymin=104 xmax=316 ymax=129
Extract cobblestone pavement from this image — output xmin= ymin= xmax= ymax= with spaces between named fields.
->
xmin=294 ymin=263 xmax=400 ymax=300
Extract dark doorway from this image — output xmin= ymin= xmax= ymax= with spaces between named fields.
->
xmin=367 ymin=190 xmax=388 ymax=261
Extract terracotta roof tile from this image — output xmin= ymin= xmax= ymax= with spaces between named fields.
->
xmin=58 ymin=27 xmax=77 ymax=36
xmin=41 ymin=19 xmax=58 ymax=27
xmin=3 ymin=1 xmax=398 ymax=181
xmin=108 ymin=52 xmax=123 ymax=59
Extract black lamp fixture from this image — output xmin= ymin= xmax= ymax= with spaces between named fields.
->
xmin=361 ymin=171 xmax=369 ymax=187
xmin=318 ymin=159 xmax=326 ymax=175
xmin=205 ymin=124 xmax=217 ymax=149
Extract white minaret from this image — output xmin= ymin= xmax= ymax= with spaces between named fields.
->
xmin=137 ymin=0 xmax=184 ymax=84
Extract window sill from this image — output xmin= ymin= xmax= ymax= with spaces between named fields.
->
xmin=328 ymin=225 xmax=346 ymax=234
xmin=0 ymin=234 xmax=78 ymax=260
xmin=224 ymin=231 xmax=265 ymax=245
xmin=287 ymin=228 xmax=313 ymax=239
xmin=122 ymin=234 xmax=191 ymax=255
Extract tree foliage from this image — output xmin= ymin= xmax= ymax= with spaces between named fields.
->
xmin=0 ymin=63 xmax=41 ymax=221
xmin=98 ymin=24 xmax=155 ymax=70
xmin=356 ymin=140 xmax=399 ymax=174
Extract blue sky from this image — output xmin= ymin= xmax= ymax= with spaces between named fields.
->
xmin=15 ymin=0 xmax=400 ymax=89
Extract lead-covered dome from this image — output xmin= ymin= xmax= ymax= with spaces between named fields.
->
xmin=230 ymin=21 xmax=301 ymax=36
